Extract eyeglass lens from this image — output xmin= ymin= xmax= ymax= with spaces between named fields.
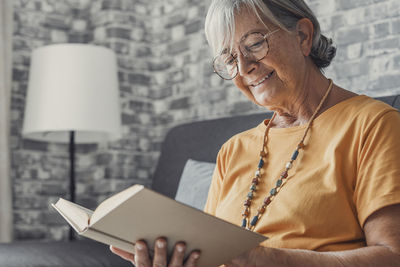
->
xmin=213 ymin=32 xmax=270 ymax=80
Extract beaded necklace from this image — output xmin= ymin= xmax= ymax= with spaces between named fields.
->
xmin=241 ymin=79 xmax=334 ymax=231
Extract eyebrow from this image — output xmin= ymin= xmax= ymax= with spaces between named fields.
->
xmin=240 ymin=28 xmax=269 ymax=41
xmin=220 ymin=28 xmax=269 ymax=55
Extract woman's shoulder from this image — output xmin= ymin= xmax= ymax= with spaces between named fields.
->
xmin=219 ymin=120 xmax=266 ymax=152
xmin=353 ymin=95 xmax=397 ymax=111
xmin=327 ymin=94 xmax=398 ymax=122
xmin=323 ymin=94 xmax=400 ymax=137
xmin=349 ymin=95 xmax=398 ymax=121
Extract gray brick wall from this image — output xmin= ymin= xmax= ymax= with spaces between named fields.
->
xmin=11 ymin=0 xmax=400 ymax=240
xmin=12 ymin=0 xmax=93 ymax=240
xmin=311 ymin=0 xmax=400 ymax=96
xmin=12 ymin=0 xmax=155 ymax=241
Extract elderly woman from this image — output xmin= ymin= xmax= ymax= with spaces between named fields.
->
xmin=111 ymin=0 xmax=400 ymax=266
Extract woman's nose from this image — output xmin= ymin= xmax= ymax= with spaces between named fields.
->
xmin=237 ymin=52 xmax=256 ymax=77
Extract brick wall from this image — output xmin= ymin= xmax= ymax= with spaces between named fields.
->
xmin=11 ymin=0 xmax=400 ymax=240
xmin=309 ymin=0 xmax=400 ymax=96
xmin=12 ymin=0 xmax=96 ymax=240
xmin=11 ymin=0 xmax=156 ymax=240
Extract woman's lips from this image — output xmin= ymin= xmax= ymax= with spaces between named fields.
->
xmin=250 ymin=71 xmax=275 ymax=88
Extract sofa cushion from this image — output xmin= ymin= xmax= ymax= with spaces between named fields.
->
xmin=0 ymin=240 xmax=131 ymax=267
xmin=175 ymin=159 xmax=216 ymax=210
xmin=151 ymin=112 xmax=272 ymax=198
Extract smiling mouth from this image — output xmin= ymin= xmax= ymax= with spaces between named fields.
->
xmin=251 ymin=71 xmax=275 ymax=87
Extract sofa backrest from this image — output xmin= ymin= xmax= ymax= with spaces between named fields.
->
xmin=151 ymin=95 xmax=400 ymax=198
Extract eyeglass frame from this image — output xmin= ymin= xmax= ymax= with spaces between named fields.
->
xmin=212 ymin=28 xmax=280 ymax=80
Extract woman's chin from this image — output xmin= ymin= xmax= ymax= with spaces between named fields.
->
xmin=253 ymin=92 xmax=275 ymax=107
xmin=251 ymin=84 xmax=284 ymax=108
xmin=253 ymin=98 xmax=271 ymax=107
xmin=250 ymin=84 xmax=277 ymax=107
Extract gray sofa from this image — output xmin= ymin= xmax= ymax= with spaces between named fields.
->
xmin=0 ymin=94 xmax=398 ymax=267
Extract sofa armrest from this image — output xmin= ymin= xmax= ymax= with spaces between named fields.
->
xmin=0 ymin=240 xmax=131 ymax=267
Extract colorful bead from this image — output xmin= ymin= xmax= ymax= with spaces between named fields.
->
xmin=259 ymin=151 xmax=267 ymax=157
xmin=258 ymin=159 xmax=264 ymax=168
xmin=286 ymin=162 xmax=292 ymax=169
xmin=244 ymin=199 xmax=251 ymax=206
xmin=242 ymin=218 xmax=247 ymax=228
xmin=242 ymin=210 xmax=249 ymax=216
xmin=250 ymin=215 xmax=259 ymax=226
xmin=255 ymin=170 xmax=261 ymax=177
xmin=298 ymin=141 xmax=304 ymax=149
xmin=276 ymin=179 xmax=282 ymax=187
xmin=252 ymin=178 xmax=259 ymax=185
xmin=250 ymin=184 xmax=256 ymax=191
xmin=291 ymin=150 xmax=299 ymax=161
xmin=258 ymin=206 xmax=266 ymax=213
xmin=247 ymin=192 xmax=254 ymax=199
xmin=263 ymin=197 xmax=271 ymax=205
xmin=270 ymin=188 xmax=277 ymax=196
xmin=281 ymin=171 xmax=288 ymax=179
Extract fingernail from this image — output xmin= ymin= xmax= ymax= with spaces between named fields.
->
xmin=136 ymin=242 xmax=144 ymax=250
xmin=157 ymin=240 xmax=165 ymax=248
xmin=193 ymin=253 xmax=200 ymax=259
xmin=177 ymin=245 xmax=185 ymax=252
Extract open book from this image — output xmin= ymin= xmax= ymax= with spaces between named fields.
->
xmin=52 ymin=184 xmax=267 ymax=267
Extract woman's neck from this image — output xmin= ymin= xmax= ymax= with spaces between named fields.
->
xmin=268 ymin=75 xmax=357 ymax=129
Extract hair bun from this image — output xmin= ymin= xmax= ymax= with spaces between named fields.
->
xmin=310 ymin=34 xmax=336 ymax=69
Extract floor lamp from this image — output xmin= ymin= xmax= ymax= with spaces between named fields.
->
xmin=22 ymin=44 xmax=121 ymax=240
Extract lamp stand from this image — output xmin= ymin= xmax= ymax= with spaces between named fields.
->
xmin=68 ymin=130 xmax=76 ymax=241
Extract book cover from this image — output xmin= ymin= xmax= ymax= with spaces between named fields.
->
xmin=52 ymin=184 xmax=267 ymax=267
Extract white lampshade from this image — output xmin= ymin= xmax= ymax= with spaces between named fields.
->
xmin=22 ymin=44 xmax=121 ymax=144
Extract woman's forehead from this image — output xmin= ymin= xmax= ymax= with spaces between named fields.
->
xmin=234 ymin=14 xmax=269 ymax=40
xmin=221 ymin=12 xmax=272 ymax=53
xmin=209 ymin=2 xmax=276 ymax=56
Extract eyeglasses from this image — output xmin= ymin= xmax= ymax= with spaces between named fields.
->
xmin=212 ymin=29 xmax=279 ymax=80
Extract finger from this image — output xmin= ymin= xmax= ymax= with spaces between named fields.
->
xmin=110 ymin=245 xmax=135 ymax=264
xmin=135 ymin=240 xmax=151 ymax=267
xmin=183 ymin=250 xmax=201 ymax=267
xmin=153 ymin=238 xmax=167 ymax=267
xmin=168 ymin=242 xmax=186 ymax=267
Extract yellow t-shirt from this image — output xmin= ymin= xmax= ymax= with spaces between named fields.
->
xmin=204 ymin=95 xmax=400 ymax=251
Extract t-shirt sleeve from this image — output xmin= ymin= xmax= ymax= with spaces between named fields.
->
xmin=354 ymin=109 xmax=400 ymax=227
xmin=203 ymin=144 xmax=227 ymax=215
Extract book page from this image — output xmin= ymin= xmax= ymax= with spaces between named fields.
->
xmin=89 ymin=184 xmax=144 ymax=225
xmin=53 ymin=185 xmax=266 ymax=267
xmin=52 ymin=198 xmax=92 ymax=232
xmin=82 ymin=228 xmax=136 ymax=254
xmin=88 ymin=187 xmax=267 ymax=267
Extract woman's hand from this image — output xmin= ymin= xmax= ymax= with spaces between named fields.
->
xmin=110 ymin=237 xmax=201 ymax=267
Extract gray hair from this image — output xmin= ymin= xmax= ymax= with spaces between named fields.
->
xmin=205 ymin=0 xmax=336 ymax=69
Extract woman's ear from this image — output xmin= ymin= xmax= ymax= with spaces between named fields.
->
xmin=296 ymin=18 xmax=314 ymax=57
